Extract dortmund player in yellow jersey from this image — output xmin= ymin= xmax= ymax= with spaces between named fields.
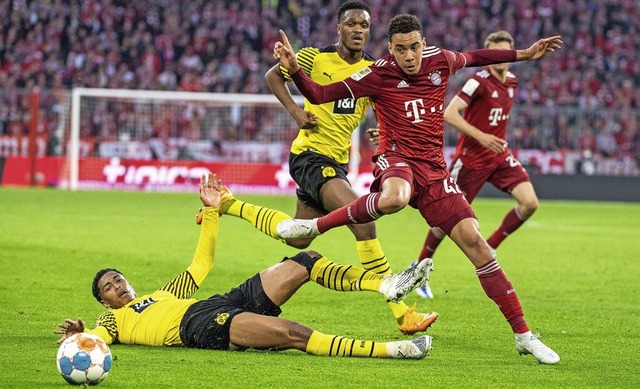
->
xmin=55 ymin=173 xmax=435 ymax=359
xmin=196 ymin=0 xmax=437 ymax=336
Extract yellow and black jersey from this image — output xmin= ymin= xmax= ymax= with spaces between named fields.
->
xmin=281 ymin=45 xmax=374 ymax=164
xmin=86 ymin=207 xmax=219 ymax=347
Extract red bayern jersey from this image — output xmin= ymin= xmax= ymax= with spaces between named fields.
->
xmin=342 ymin=46 xmax=468 ymax=169
xmin=453 ymin=69 xmax=518 ymax=169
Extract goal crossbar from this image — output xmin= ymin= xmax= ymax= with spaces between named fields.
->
xmin=69 ymin=87 xmax=306 ymax=190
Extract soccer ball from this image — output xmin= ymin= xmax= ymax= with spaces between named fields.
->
xmin=56 ymin=333 xmax=112 ymax=385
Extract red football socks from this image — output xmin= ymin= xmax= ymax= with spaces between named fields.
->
xmin=476 ymin=260 xmax=529 ymax=334
xmin=317 ymin=193 xmax=382 ymax=233
xmin=486 ymin=207 xmax=526 ymax=249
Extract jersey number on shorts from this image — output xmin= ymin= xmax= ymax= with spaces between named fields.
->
xmin=444 ymin=177 xmax=462 ymax=194
xmin=505 ymin=155 xmax=522 ymax=168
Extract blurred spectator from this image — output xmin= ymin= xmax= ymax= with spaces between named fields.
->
xmin=0 ymin=0 xmax=637 ymax=163
xmin=596 ymin=128 xmax=618 ymax=158
xmin=0 ymin=0 xmax=636 ymax=102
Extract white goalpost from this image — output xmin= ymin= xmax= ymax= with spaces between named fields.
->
xmin=67 ymin=88 xmax=365 ymax=191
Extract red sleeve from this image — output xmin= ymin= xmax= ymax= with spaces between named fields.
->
xmin=462 ymin=49 xmax=517 ymax=67
xmin=290 ymin=68 xmax=354 ymax=104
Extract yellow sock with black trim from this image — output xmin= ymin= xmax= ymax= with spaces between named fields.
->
xmin=305 ymin=330 xmax=387 ymax=358
xmin=225 ymin=200 xmax=290 ymax=241
xmin=356 ymin=239 xmax=410 ymax=320
xmin=356 ymin=239 xmax=392 ymax=274
xmin=310 ymin=256 xmax=383 ymax=292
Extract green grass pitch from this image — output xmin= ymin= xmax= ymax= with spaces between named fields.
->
xmin=0 ymin=187 xmax=638 ymax=388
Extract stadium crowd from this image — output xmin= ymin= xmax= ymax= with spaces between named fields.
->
xmin=1 ymin=0 xmax=638 ymax=164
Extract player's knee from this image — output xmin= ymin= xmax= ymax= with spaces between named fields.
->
xmin=379 ymin=193 xmax=409 ymax=214
xmin=520 ymin=198 xmax=539 ymax=218
xmin=286 ymin=251 xmax=322 ymax=274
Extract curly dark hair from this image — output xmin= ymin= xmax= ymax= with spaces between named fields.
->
xmin=337 ymin=1 xmax=371 ymax=23
xmin=92 ymin=268 xmax=122 ymax=303
xmin=387 ymin=14 xmax=422 ymax=40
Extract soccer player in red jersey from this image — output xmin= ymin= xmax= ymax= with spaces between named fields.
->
xmin=273 ymin=14 xmax=562 ymax=364
xmin=417 ymin=31 xmax=540 ymax=297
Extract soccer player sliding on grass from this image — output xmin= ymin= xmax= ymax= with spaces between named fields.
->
xmin=197 ymin=0 xmax=438 ymax=336
xmin=55 ymin=173 xmax=434 ymax=359
xmin=273 ymin=14 xmax=562 ymax=364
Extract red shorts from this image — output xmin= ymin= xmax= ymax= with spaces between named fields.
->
xmin=450 ymin=153 xmax=531 ymax=203
xmin=371 ymin=153 xmax=475 ymax=235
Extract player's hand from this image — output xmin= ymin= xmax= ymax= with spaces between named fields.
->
xmin=273 ymin=29 xmax=300 ymax=74
xmin=519 ymin=36 xmax=562 ymax=60
xmin=292 ymin=108 xmax=318 ymax=129
xmin=478 ymin=133 xmax=508 ymax=153
xmin=54 ymin=318 xmax=85 ymax=344
xmin=366 ymin=127 xmax=380 ymax=145
xmin=199 ymin=172 xmax=221 ymax=208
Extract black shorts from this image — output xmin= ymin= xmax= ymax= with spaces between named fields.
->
xmin=288 ymin=151 xmax=349 ymax=213
xmin=179 ymin=274 xmax=282 ymax=350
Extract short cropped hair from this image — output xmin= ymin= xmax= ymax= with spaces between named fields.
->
xmin=92 ymin=268 xmax=122 ymax=303
xmin=388 ymin=14 xmax=422 ymax=41
xmin=337 ymin=1 xmax=371 ymax=23
xmin=485 ymin=30 xmax=515 ymax=49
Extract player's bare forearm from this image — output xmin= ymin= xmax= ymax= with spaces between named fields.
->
xmin=265 ymin=66 xmax=297 ymax=112
xmin=516 ymin=36 xmax=562 ymax=61
xmin=444 ymin=105 xmax=506 ymax=153
xmin=444 ymin=99 xmax=477 ymax=138
xmin=265 ymin=66 xmax=317 ymax=129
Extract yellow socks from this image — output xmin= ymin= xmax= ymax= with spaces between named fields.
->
xmin=309 ymin=256 xmax=383 ymax=292
xmin=305 ymin=330 xmax=387 ymax=357
xmin=356 ymin=239 xmax=391 ymax=274
xmin=356 ymin=239 xmax=411 ymax=320
xmin=225 ymin=200 xmax=290 ymax=241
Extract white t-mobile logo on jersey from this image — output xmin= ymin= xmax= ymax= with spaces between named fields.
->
xmin=405 ymin=99 xmax=426 ymax=123
xmin=488 ymin=107 xmax=506 ymax=126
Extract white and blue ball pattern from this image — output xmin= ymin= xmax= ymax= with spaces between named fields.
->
xmin=56 ymin=333 xmax=112 ymax=385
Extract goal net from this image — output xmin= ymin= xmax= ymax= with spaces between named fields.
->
xmin=65 ymin=88 xmax=364 ymax=192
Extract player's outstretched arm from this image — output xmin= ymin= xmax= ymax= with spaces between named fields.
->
xmin=54 ymin=318 xmax=85 ymax=344
xmin=159 ymin=172 xmax=222 ymax=298
xmin=516 ymin=36 xmax=562 ymax=61
xmin=180 ymin=172 xmax=222 ymax=290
